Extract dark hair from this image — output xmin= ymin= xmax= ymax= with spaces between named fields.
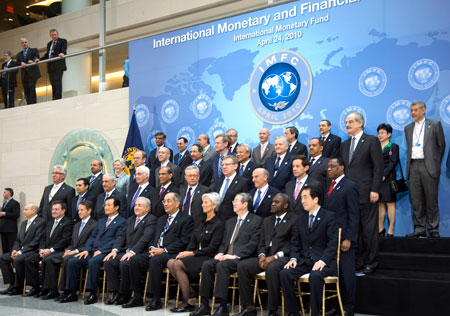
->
xmin=191 ymin=144 xmax=203 ymax=153
xmin=301 ymin=185 xmax=323 ymax=206
xmin=330 ymin=157 xmax=346 ymax=171
xmin=293 ymin=154 xmax=310 ymax=168
xmin=105 ymin=196 xmax=120 ymax=208
xmin=377 ymin=123 xmax=393 ymax=134
xmin=160 ymin=166 xmax=173 ymax=175
xmin=4 ymin=188 xmax=13 ymax=197
xmin=76 ymin=178 xmax=89 ymax=186
xmin=321 ymin=119 xmax=331 ymax=126
xmin=155 ymin=132 xmax=166 ymax=139
xmin=178 ymin=137 xmax=188 ymax=143
xmin=136 ymin=150 xmax=147 ymax=160
xmin=287 ymin=126 xmax=299 ymax=138
xmin=79 ymin=200 xmax=94 ymax=211
xmin=310 ymin=137 xmax=324 ymax=147
xmin=52 ymin=200 xmax=67 ymax=211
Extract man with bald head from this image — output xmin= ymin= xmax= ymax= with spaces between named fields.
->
xmin=152 ymin=146 xmax=181 ymax=187
xmin=249 ymin=168 xmax=279 ymax=218
xmin=94 ymin=174 xmax=128 ymax=219
xmin=264 ymin=136 xmax=294 ymax=191
xmin=252 ymin=128 xmax=275 ymax=165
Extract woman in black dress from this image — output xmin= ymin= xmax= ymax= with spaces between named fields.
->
xmin=167 ymin=192 xmax=224 ymax=313
xmin=377 ymin=123 xmax=399 ymax=237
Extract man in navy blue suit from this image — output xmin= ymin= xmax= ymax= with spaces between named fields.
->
xmin=264 ymin=136 xmax=294 ymax=191
xmin=319 ymin=120 xmax=341 ymax=158
xmin=210 ymin=134 xmax=233 ymax=188
xmin=71 ymin=178 xmax=90 ymax=222
xmin=64 ymin=197 xmax=126 ymax=305
xmin=249 ymin=168 xmax=279 ymax=218
xmin=323 ymin=157 xmax=359 ymax=316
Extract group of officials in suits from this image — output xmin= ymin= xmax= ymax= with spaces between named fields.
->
xmin=0 ymin=102 xmax=446 ymax=316
xmin=1 ymin=29 xmax=67 ymax=107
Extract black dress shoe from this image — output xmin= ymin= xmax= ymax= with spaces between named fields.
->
xmin=106 ymin=293 xmax=120 ymax=305
xmin=430 ymin=232 xmax=440 ymax=238
xmin=84 ymin=293 xmax=97 ymax=305
xmin=362 ymin=266 xmax=374 ymax=274
xmin=232 ymin=308 xmax=257 ymax=316
xmin=23 ymin=288 xmax=38 ymax=297
xmin=378 ymin=229 xmax=386 ymax=237
xmin=41 ymin=290 xmax=59 ymax=300
xmin=0 ymin=285 xmax=14 ymax=295
xmin=171 ymin=304 xmax=196 ymax=313
xmin=60 ymin=293 xmax=78 ymax=303
xmin=7 ymin=287 xmax=22 ymax=296
xmin=35 ymin=288 xmax=48 ymax=298
xmin=406 ymin=231 xmax=426 ymax=238
xmin=145 ymin=299 xmax=162 ymax=311
xmin=189 ymin=305 xmax=211 ymax=316
xmin=268 ymin=311 xmax=279 ymax=316
xmin=211 ymin=306 xmax=229 ymax=316
xmin=115 ymin=294 xmax=130 ymax=305
xmin=122 ymin=296 xmax=143 ymax=308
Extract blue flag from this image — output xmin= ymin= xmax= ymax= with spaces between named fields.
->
xmin=122 ymin=110 xmax=144 ymax=175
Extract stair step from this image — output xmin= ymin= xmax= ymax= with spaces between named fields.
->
xmin=378 ymin=251 xmax=450 ymax=272
xmin=379 ymin=236 xmax=450 ymax=253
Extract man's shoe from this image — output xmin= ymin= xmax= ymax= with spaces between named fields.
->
xmin=41 ymin=290 xmax=59 ymax=300
xmin=211 ymin=306 xmax=229 ymax=316
xmin=170 ymin=304 xmax=196 ymax=313
xmin=232 ymin=308 xmax=257 ymax=316
xmin=60 ymin=293 xmax=78 ymax=303
xmin=362 ymin=266 xmax=374 ymax=274
xmin=406 ymin=231 xmax=426 ymax=238
xmin=430 ymin=232 xmax=440 ymax=238
xmin=105 ymin=293 xmax=119 ymax=305
xmin=122 ymin=296 xmax=143 ymax=308
xmin=0 ymin=285 xmax=14 ymax=295
xmin=23 ymin=287 xmax=38 ymax=297
xmin=84 ymin=293 xmax=97 ymax=305
xmin=268 ymin=311 xmax=279 ymax=316
xmin=34 ymin=288 xmax=48 ymax=298
xmin=115 ymin=294 xmax=130 ymax=305
xmin=145 ymin=299 xmax=162 ymax=311
xmin=7 ymin=287 xmax=22 ymax=296
xmin=189 ymin=305 xmax=211 ymax=316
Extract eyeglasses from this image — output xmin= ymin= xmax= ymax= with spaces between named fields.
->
xmin=52 ymin=172 xmax=64 ymax=175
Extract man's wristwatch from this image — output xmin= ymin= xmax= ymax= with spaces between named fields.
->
xmin=274 ymin=254 xmax=279 ymax=260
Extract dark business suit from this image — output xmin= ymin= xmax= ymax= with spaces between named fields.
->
xmin=147 ymin=145 xmax=174 ymax=172
xmin=322 ymin=134 xmax=341 ymax=158
xmin=181 ymin=159 xmax=213 ymax=187
xmin=104 ymin=213 xmax=157 ymax=294
xmin=199 ymin=212 xmax=262 ymax=301
xmin=150 ymin=182 xmax=179 ymax=218
xmin=174 ymin=151 xmax=193 ymax=171
xmin=252 ymin=143 xmax=275 ymax=165
xmin=58 ymin=217 xmax=97 ymax=291
xmin=128 ymin=211 xmax=194 ymax=299
xmin=0 ymin=216 xmax=46 ymax=288
xmin=210 ymin=151 xmax=232 ymax=188
xmin=323 ymin=176 xmax=359 ymax=314
xmin=70 ymin=193 xmax=90 ymax=222
xmin=154 ymin=162 xmax=182 ymax=187
xmin=340 ymin=133 xmax=383 ymax=269
xmin=127 ymin=183 xmax=153 ymax=215
xmin=25 ymin=215 xmax=73 ymax=290
xmin=237 ymin=211 xmax=296 ymax=310
xmin=85 ymin=174 xmax=104 ymax=205
xmin=215 ymin=175 xmax=252 ymax=221
xmin=249 ymin=186 xmax=279 ymax=218
xmin=238 ymin=161 xmax=261 ymax=183
xmin=65 ymin=215 xmax=126 ymax=292
xmin=308 ymin=156 xmax=331 ymax=192
xmin=94 ymin=189 xmax=128 ymax=220
xmin=41 ymin=37 xmax=67 ymax=100
xmin=288 ymin=140 xmax=308 ymax=157
xmin=280 ymin=208 xmax=338 ymax=316
xmin=0 ymin=198 xmax=20 ymax=253
xmin=284 ymin=176 xmax=322 ymax=214
xmin=39 ymin=183 xmax=75 ymax=221
xmin=1 ymin=60 xmax=19 ymax=108
xmin=265 ymin=154 xmax=294 ymax=191
xmin=179 ymin=184 xmax=210 ymax=227
xmin=16 ymin=47 xmax=40 ymax=104
xmin=405 ymin=119 xmax=446 ymax=234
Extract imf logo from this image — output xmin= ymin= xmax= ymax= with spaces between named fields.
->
xmin=408 ymin=59 xmax=439 ymax=90
xmin=161 ymin=99 xmax=180 ymax=123
xmin=177 ymin=127 xmax=196 ymax=147
xmin=439 ymin=95 xmax=450 ymax=125
xmin=387 ymin=100 xmax=413 ymax=130
xmin=339 ymin=106 xmax=367 ymax=134
xmin=192 ymin=94 xmax=213 ymax=119
xmin=208 ymin=122 xmax=227 ymax=142
xmin=135 ymin=104 xmax=152 ymax=128
xmin=359 ymin=67 xmax=387 ymax=97
xmin=249 ymin=50 xmax=312 ymax=124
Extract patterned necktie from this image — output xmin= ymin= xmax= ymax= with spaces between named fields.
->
xmin=50 ymin=220 xmax=59 ymax=237
xmin=221 ymin=178 xmax=230 ymax=201
xmin=274 ymin=156 xmax=281 ymax=176
xmin=78 ymin=221 xmax=86 ymax=237
xmin=159 ymin=186 xmax=165 ymax=198
xmin=294 ymin=180 xmax=302 ymax=202
xmin=239 ymin=164 xmax=245 ymax=176
xmin=130 ymin=186 xmax=141 ymax=209
xmin=349 ymin=137 xmax=356 ymax=161
xmin=89 ymin=175 xmax=95 ymax=184
xmin=183 ymin=188 xmax=192 ymax=214
xmin=105 ymin=217 xmax=112 ymax=229
xmin=253 ymin=190 xmax=262 ymax=211
xmin=328 ymin=180 xmax=336 ymax=197
xmin=103 ymin=193 xmax=110 ymax=206
xmin=218 ymin=155 xmax=224 ymax=177
xmin=158 ymin=215 xmax=172 ymax=247
xmin=309 ymin=214 xmax=315 ymax=230
xmin=134 ymin=217 xmax=141 ymax=229
xmin=227 ymin=219 xmax=242 ymax=255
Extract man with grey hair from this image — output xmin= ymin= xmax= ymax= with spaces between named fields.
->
xmin=127 ymin=165 xmax=152 ymax=213
xmin=192 ymin=192 xmax=262 ymax=316
xmin=1 ymin=50 xmax=19 ymax=108
xmin=198 ymin=133 xmax=215 ymax=161
xmin=249 ymin=168 xmax=279 ymax=218
xmin=340 ymin=111 xmax=383 ymax=274
xmin=16 ymin=38 xmax=40 ymax=104
xmin=94 ymin=174 xmax=128 ymax=219
xmin=405 ymin=101 xmax=446 ymax=238
xmin=252 ymin=128 xmax=275 ymax=165
xmin=226 ymin=128 xmax=239 ymax=154
xmin=264 ymin=136 xmax=294 ymax=191
xmin=236 ymin=143 xmax=260 ymax=183
xmin=39 ymin=165 xmax=75 ymax=221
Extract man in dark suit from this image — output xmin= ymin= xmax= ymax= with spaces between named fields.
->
xmin=151 ymin=166 xmax=179 ymax=218
xmin=65 ymin=197 xmax=126 ymax=305
xmin=174 ymin=137 xmax=193 ymax=171
xmin=308 ymin=138 xmax=331 ymax=191
xmin=323 ymin=158 xmax=360 ymax=316
xmin=215 ymin=155 xmax=252 ymax=221
xmin=340 ymin=112 xmax=383 ymax=274
xmin=37 ymin=29 xmax=67 ymax=100
xmin=71 ymin=178 xmax=90 ymax=222
xmin=128 ymin=165 xmax=153 ymax=214
xmin=85 ymin=159 xmax=104 ymax=204
xmin=236 ymin=143 xmax=260 ymax=183
xmin=1 ymin=51 xmax=19 ymax=108
xmin=154 ymin=146 xmax=182 ymax=187
xmin=210 ymin=134 xmax=233 ymax=188
xmin=249 ymin=168 xmax=279 ymax=218
xmin=126 ymin=192 xmax=194 ymax=310
xmin=265 ymin=136 xmax=294 ymax=191
xmin=285 ymin=126 xmax=308 ymax=157
xmin=128 ymin=150 xmax=147 ymax=197
xmin=198 ymin=133 xmax=215 ymax=162
xmin=0 ymin=188 xmax=20 ymax=254
xmin=185 ymin=144 xmax=213 ymax=187
xmin=280 ymin=186 xmax=338 ymax=316
xmin=191 ymin=193 xmax=262 ymax=316
xmin=94 ymin=174 xmax=128 ymax=219
xmin=236 ymin=193 xmax=296 ymax=316
xmin=16 ymin=38 xmax=40 ymax=104
xmin=58 ymin=200 xmax=97 ymax=302
xmin=252 ymin=128 xmax=276 ymax=165
xmin=227 ymin=128 xmax=239 ymax=154
xmin=103 ymin=197 xmax=157 ymax=306
xmin=179 ymin=166 xmax=210 ymax=227
xmin=0 ymin=203 xmax=45 ymax=295
xmin=39 ymin=165 xmax=75 ymax=222
xmin=146 ymin=132 xmax=174 ymax=173
xmin=24 ymin=200 xmax=73 ymax=299
xmin=405 ymin=101 xmax=446 ymax=238
xmin=285 ymin=155 xmax=322 ymax=214
xmin=319 ymin=119 xmax=341 ymax=158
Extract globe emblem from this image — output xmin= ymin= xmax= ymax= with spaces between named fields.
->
xmin=197 ymin=101 xmax=208 ymax=114
xmin=135 ymin=104 xmax=151 ymax=128
xmin=259 ymin=63 xmax=301 ymax=111
xmin=439 ymin=94 xmax=450 ymax=125
xmin=414 ymin=66 xmax=432 ymax=83
xmin=165 ymin=105 xmax=175 ymax=118
xmin=392 ymin=108 xmax=410 ymax=124
xmin=364 ymin=74 xmax=381 ymax=91
xmin=161 ymin=99 xmax=180 ymax=123
xmin=408 ymin=59 xmax=439 ymax=90
xmin=387 ymin=100 xmax=412 ymax=130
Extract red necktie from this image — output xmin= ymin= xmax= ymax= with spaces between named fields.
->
xmin=328 ymin=180 xmax=336 ymax=196
xmin=159 ymin=186 xmax=165 ymax=198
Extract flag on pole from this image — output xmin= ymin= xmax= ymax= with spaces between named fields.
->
xmin=122 ymin=108 xmax=144 ymax=175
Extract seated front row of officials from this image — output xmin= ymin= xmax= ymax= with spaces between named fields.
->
xmin=0 ymin=160 xmax=358 ymax=316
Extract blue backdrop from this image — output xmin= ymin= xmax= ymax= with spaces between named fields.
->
xmin=129 ymin=0 xmax=450 ymax=236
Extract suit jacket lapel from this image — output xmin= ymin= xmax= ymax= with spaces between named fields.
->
xmin=423 ymin=119 xmax=431 ymax=146
xmin=309 ymin=209 xmax=323 ymax=233
xmin=350 ymin=134 xmax=366 ymax=164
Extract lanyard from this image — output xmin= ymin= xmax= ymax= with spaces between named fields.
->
xmin=414 ymin=121 xmax=425 ymax=146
